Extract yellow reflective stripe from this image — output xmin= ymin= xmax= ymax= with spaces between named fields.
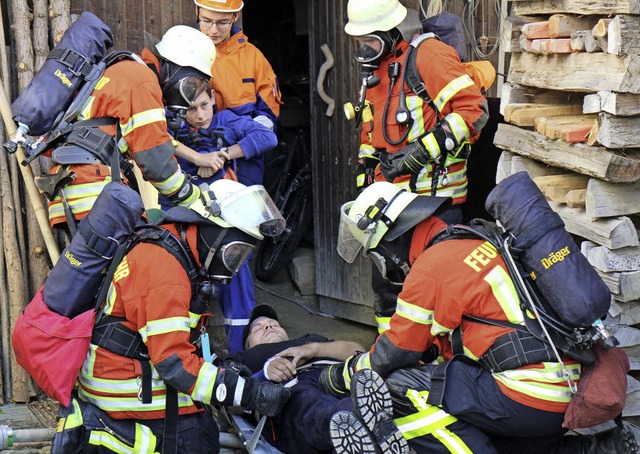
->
xmin=120 ymin=108 xmax=166 ymax=137
xmin=87 ymin=423 xmax=158 ymax=454
xmin=188 ymin=311 xmax=201 ymax=329
xmin=406 ymin=388 xmax=430 ymax=411
xmin=49 ymin=196 xmax=99 ymax=219
xmin=461 ymin=346 xmax=480 ymax=361
xmin=433 ymin=74 xmax=475 ymax=111
xmin=444 ymin=113 xmax=470 ymax=143
xmin=483 ymin=264 xmax=523 ymax=323
xmin=56 ymin=399 xmax=84 ymax=432
xmin=356 ymin=174 xmax=365 ymax=186
xmin=79 ymin=387 xmax=195 ymax=413
xmin=433 ymin=428 xmax=474 ymax=454
xmin=139 ymin=316 xmax=191 ymax=342
xmin=134 ymin=423 xmax=159 ymax=454
xmin=89 ymin=430 xmax=135 ymax=453
xmin=51 ymin=178 xmax=111 ymax=199
xmin=396 ymin=298 xmax=433 ymax=326
xmin=358 ymin=144 xmax=377 ymax=159
xmin=153 ymin=169 xmax=186 ymax=195
xmin=420 ymin=132 xmax=442 ymax=159
xmin=375 ymin=315 xmax=391 ymax=334
xmin=492 ymin=363 xmax=580 ymax=403
xmin=431 ymin=319 xmax=452 ymax=336
xmin=78 ymin=95 xmax=95 ymax=119
xmin=192 ymin=362 xmax=218 ymax=403
xmin=407 ymin=96 xmax=427 ymax=141
xmin=395 ymin=406 xmax=458 ymax=441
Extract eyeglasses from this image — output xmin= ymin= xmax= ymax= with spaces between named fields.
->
xmin=199 ymin=17 xmax=234 ymax=30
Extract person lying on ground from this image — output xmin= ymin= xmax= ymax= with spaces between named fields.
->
xmin=219 ymin=304 xmax=410 ymax=454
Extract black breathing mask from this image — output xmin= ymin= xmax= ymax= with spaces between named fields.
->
xmin=197 ymin=224 xmax=257 ymax=284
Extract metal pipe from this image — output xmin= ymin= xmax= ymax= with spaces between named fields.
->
xmin=219 ymin=431 xmax=244 ymax=449
xmin=0 ymin=425 xmax=55 ymax=449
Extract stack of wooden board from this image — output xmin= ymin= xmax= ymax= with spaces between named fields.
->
xmin=496 ymin=0 xmax=640 ymax=418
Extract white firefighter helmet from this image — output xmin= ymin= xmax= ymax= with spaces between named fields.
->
xmin=203 ymin=180 xmax=285 ymax=240
xmin=344 ymin=0 xmax=407 ymax=37
xmin=337 ymin=182 xmax=450 ymax=263
xmin=155 ymin=25 xmax=215 ymax=77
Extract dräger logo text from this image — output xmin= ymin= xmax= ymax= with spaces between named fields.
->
xmin=65 ymin=250 xmax=82 ymax=266
xmin=541 ymin=246 xmax=570 ymax=270
xmin=54 ymin=69 xmax=73 ymax=87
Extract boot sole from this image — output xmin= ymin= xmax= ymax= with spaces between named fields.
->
xmin=330 ymin=411 xmax=378 ymax=453
xmin=352 ymin=369 xmax=409 ymax=454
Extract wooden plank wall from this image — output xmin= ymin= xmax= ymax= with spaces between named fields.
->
xmin=70 ymin=0 xmax=196 ymax=52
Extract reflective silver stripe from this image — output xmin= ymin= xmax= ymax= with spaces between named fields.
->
xmin=234 ymin=376 xmax=245 ymax=406
xmin=396 ymin=298 xmax=433 ymax=325
xmin=225 ymin=317 xmax=250 ymax=326
xmin=153 ymin=169 xmax=185 ymax=194
xmin=444 ymin=113 xmax=470 ymax=143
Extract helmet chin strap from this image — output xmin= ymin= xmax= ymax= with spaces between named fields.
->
xmin=201 ymin=228 xmax=230 ymax=273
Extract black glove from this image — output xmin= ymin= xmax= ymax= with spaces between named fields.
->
xmin=356 ymin=156 xmax=379 ymax=192
xmin=242 ymin=378 xmax=291 ymax=417
xmin=379 ymin=142 xmax=431 ymax=182
xmin=319 ymin=362 xmax=348 ymax=398
xmin=174 ymin=126 xmax=199 ymax=148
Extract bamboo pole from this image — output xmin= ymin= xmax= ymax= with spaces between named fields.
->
xmin=0 ymin=81 xmax=60 ymax=265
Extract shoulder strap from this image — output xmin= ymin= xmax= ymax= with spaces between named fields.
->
xmin=404 ymin=33 xmax=439 ymax=112
xmin=102 ymin=50 xmax=137 ymax=67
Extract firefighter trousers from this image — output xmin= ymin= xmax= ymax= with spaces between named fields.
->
xmin=386 ymin=361 xmax=566 ymax=453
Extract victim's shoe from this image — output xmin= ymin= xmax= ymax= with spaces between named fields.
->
xmin=330 ymin=410 xmax=377 ymax=454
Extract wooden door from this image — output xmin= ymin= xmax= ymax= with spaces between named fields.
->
xmin=308 ymin=0 xmax=377 ymax=324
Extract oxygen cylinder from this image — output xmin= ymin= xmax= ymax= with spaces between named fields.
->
xmin=43 ymin=182 xmax=145 ymax=317
xmin=11 ymin=11 xmax=113 ymax=136
xmin=486 ymin=171 xmax=611 ymax=328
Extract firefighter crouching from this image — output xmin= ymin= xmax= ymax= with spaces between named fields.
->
xmin=51 ymin=180 xmax=290 ymax=453
xmin=324 ymin=182 xmax=584 ymax=453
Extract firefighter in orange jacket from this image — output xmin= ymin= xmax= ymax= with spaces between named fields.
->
xmin=52 ymin=180 xmax=290 ymax=453
xmin=48 ymin=26 xmax=216 ymax=228
xmin=343 ymin=0 xmax=489 ymax=336
xmin=344 ymin=0 xmax=488 ymax=209
xmin=195 ymin=0 xmax=281 ymax=137
xmin=324 ymin=182 xmax=582 ymax=453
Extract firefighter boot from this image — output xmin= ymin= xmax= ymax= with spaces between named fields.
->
xmin=330 ymin=411 xmax=377 ymax=454
xmin=352 ymin=368 xmax=409 ymax=454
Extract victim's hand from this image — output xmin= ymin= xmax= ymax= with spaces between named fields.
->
xmin=265 ymin=356 xmax=297 ymax=383
xmin=276 ymin=344 xmax=319 ymax=368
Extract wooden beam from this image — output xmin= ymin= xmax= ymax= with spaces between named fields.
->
xmin=608 ymin=15 xmax=640 ymax=55
xmin=586 ymin=179 xmax=640 ymax=218
xmin=494 ymin=124 xmax=640 ymax=183
xmin=503 ymin=103 xmax=583 ymax=126
xmin=508 ymin=52 xmax=640 ymax=93
xmin=499 ymin=83 xmax=583 ymax=116
xmin=534 ymin=174 xmax=589 ymax=202
xmin=550 ymin=202 xmax=639 ymax=249
xmin=549 ymin=14 xmax=600 ymax=38
xmin=609 ymin=300 xmax=640 ymax=326
xmin=582 ymin=240 xmax=640 ymax=272
xmin=597 ymin=113 xmax=640 ymax=148
xmin=503 ymin=15 xmax=545 ymax=52
xmin=512 ymin=1 xmax=640 ymax=15
xmin=565 ymin=189 xmax=586 ymax=208
xmin=534 ymin=114 xmax=596 ymax=139
xmin=591 ymin=22 xmax=609 ymax=53
xmin=522 ymin=20 xmax=551 ymax=39
xmin=596 ymin=268 xmax=640 ymax=302
xmin=598 ymin=91 xmax=640 ymax=116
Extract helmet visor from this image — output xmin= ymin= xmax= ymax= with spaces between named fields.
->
xmin=352 ymin=34 xmax=385 ymax=63
xmin=219 ymin=185 xmax=286 ymax=238
xmin=221 ymin=241 xmax=255 ymax=274
xmin=165 ymin=76 xmax=209 ymax=110
xmin=337 ymin=201 xmax=375 ymax=263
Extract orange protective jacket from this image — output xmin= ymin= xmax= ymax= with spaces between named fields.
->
xmin=211 ymin=28 xmax=281 ymax=124
xmin=48 ymin=53 xmax=195 ymax=227
xmin=353 ymin=217 xmax=580 ymax=413
xmin=77 ymin=225 xmax=221 ymax=420
xmin=360 ymin=38 xmax=489 ymax=203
